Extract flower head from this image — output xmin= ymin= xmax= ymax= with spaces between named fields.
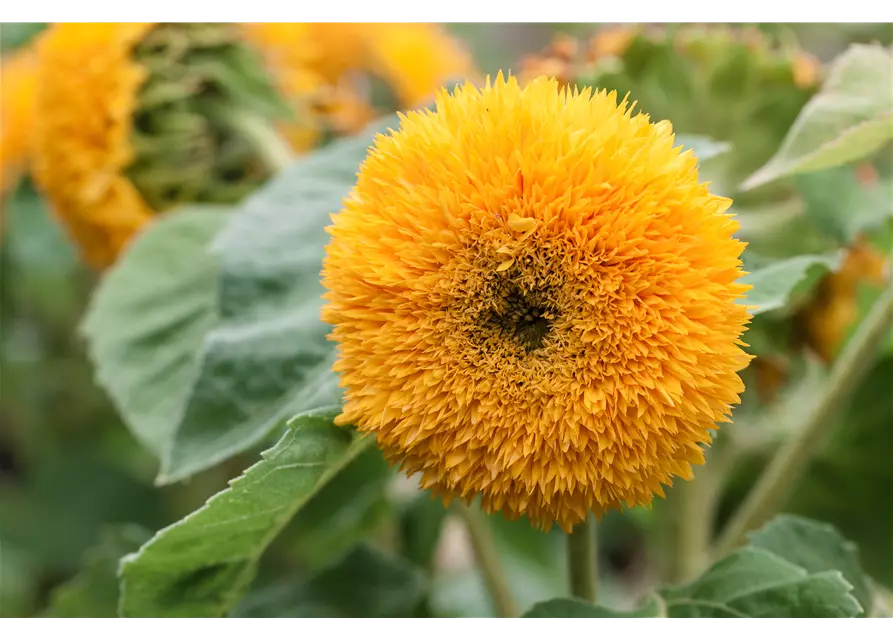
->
xmin=33 ymin=23 xmax=475 ymax=269
xmin=33 ymin=22 xmax=293 ymax=268
xmin=322 ymin=75 xmax=751 ymax=531
xmin=362 ymin=23 xmax=477 ymax=107
xmin=802 ymin=235 xmax=889 ymax=362
xmin=242 ymin=23 xmax=475 ymax=151
xmin=1 ymin=45 xmax=40 ymax=195
xmin=34 ymin=23 xmax=156 ymax=268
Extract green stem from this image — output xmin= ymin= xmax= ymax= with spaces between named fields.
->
xmin=454 ymin=502 xmax=519 ymax=618
xmin=219 ymin=108 xmax=293 ymax=173
xmin=665 ymin=470 xmax=714 ymax=583
xmin=567 ymin=516 xmax=597 ymax=602
xmin=714 ymin=278 xmax=893 ymax=557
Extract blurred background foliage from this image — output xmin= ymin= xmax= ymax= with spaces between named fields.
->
xmin=1 ymin=22 xmax=891 ymax=618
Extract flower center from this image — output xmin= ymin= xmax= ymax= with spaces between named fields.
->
xmin=489 ymin=290 xmax=554 ymax=352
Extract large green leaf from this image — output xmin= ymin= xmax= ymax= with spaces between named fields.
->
xmin=155 ymin=115 xmax=399 ymax=483
xmin=523 ymin=596 xmax=663 ymax=618
xmin=743 ymin=44 xmax=893 ymax=190
xmin=741 ymin=253 xmax=842 ymax=315
xmin=119 ymin=409 xmax=371 ymax=617
xmin=797 ymin=167 xmax=893 ymax=243
xmin=789 ymin=356 xmax=893 ymax=589
xmin=44 ymin=526 xmax=150 ymax=618
xmin=660 ymin=548 xmax=861 ymax=617
xmin=232 ymin=545 xmax=425 ymax=617
xmin=273 ymin=445 xmax=393 ymax=570
xmin=749 ymin=515 xmax=873 ymax=615
xmin=82 ymin=206 xmax=231 ymax=456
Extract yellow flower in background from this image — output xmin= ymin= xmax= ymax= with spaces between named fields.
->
xmin=362 ymin=23 xmax=477 ymax=107
xmin=241 ymin=23 xmax=374 ymax=152
xmin=1 ymin=45 xmax=40 ymax=195
xmin=33 ymin=22 xmax=476 ymax=269
xmin=322 ymin=75 xmax=751 ymax=531
xmin=34 ymin=23 xmax=155 ymax=269
xmin=243 ymin=22 xmax=476 ymax=149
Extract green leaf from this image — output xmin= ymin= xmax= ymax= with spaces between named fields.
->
xmin=749 ymin=515 xmax=873 ymax=615
xmin=675 ymin=135 xmax=732 ymax=164
xmin=523 ymin=595 xmax=663 ymax=618
xmin=277 ymin=445 xmax=393 ymax=569
xmin=155 ymin=115 xmax=399 ymax=483
xmin=0 ymin=23 xmax=46 ymax=52
xmin=119 ymin=409 xmax=371 ymax=617
xmin=44 ymin=526 xmax=150 ymax=618
xmin=0 ymin=543 xmax=39 ymax=617
xmin=82 ymin=205 xmax=231 ymax=456
xmin=232 ymin=545 xmax=426 ymax=617
xmin=0 ymin=449 xmax=165 ymax=574
xmin=743 ymin=44 xmax=893 ymax=190
xmin=742 ymin=253 xmax=842 ymax=315
xmin=789 ymin=356 xmax=893 ymax=589
xmin=659 ymin=548 xmax=862 ymax=617
xmin=797 ymin=167 xmax=893 ymax=243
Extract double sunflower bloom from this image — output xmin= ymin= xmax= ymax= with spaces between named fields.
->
xmin=14 ymin=24 xmax=880 ymax=532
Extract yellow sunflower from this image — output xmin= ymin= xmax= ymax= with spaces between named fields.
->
xmin=241 ymin=23 xmax=375 ymax=152
xmin=1 ymin=44 xmax=40 ymax=195
xmin=362 ymin=23 xmax=477 ymax=107
xmin=243 ymin=23 xmax=475 ymax=149
xmin=322 ymin=75 xmax=751 ymax=531
xmin=33 ymin=23 xmax=475 ymax=269
xmin=34 ymin=23 xmax=155 ymax=268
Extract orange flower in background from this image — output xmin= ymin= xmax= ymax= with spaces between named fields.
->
xmin=791 ymin=51 xmax=821 ymax=89
xmin=587 ymin=25 xmax=637 ymax=61
xmin=1 ymin=45 xmax=40 ymax=195
xmin=323 ymin=75 xmax=751 ymax=531
xmin=520 ymin=34 xmax=579 ymax=87
xmin=803 ymin=236 xmax=890 ymax=362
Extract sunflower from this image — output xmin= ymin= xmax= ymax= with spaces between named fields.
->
xmin=1 ymin=45 xmax=39 ymax=196
xmin=361 ymin=23 xmax=477 ymax=107
xmin=242 ymin=23 xmax=476 ymax=149
xmin=33 ymin=22 xmax=475 ymax=269
xmin=322 ymin=75 xmax=751 ymax=531
xmin=240 ymin=23 xmax=376 ymax=152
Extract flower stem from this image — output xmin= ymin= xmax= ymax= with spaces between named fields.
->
xmin=218 ymin=107 xmax=293 ymax=173
xmin=714 ymin=278 xmax=893 ymax=557
xmin=567 ymin=516 xmax=598 ymax=602
xmin=454 ymin=502 xmax=519 ymax=618
xmin=665 ymin=470 xmax=714 ymax=583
